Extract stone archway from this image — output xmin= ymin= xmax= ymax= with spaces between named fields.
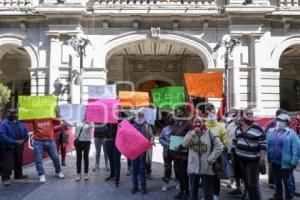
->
xmin=0 ymin=35 xmax=38 ymax=108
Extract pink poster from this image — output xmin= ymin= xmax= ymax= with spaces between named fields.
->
xmin=115 ymin=120 xmax=151 ymax=160
xmin=85 ymin=99 xmax=119 ymax=124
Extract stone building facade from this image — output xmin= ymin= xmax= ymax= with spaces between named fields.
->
xmin=0 ymin=0 xmax=300 ymax=116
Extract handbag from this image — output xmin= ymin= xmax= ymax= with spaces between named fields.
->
xmin=74 ymin=123 xmax=85 ymax=147
xmin=209 ymin=131 xmax=235 ymax=179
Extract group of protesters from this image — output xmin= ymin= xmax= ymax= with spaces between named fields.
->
xmin=0 ymin=103 xmax=300 ymax=200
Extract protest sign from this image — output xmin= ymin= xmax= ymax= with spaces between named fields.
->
xmin=88 ymin=85 xmax=117 ymax=99
xmin=119 ymin=91 xmax=150 ymax=108
xmin=137 ymin=107 xmax=157 ymax=125
xmin=115 ymin=119 xmax=151 ymax=160
xmin=18 ymin=96 xmax=57 ymax=120
xmin=152 ymin=87 xmax=185 ymax=110
xmin=85 ymin=99 xmax=119 ymax=123
xmin=184 ymin=72 xmax=223 ymax=98
xmin=59 ymin=104 xmax=86 ymax=123
xmin=169 ymin=135 xmax=187 ymax=152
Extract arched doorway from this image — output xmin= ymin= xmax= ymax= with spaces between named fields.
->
xmin=279 ymin=45 xmax=300 ymax=112
xmin=0 ymin=44 xmax=31 ymax=109
xmin=106 ymin=39 xmax=206 ymax=92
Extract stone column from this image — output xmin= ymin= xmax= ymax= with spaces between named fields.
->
xmin=249 ymin=36 xmax=263 ymax=113
xmin=48 ymin=35 xmax=61 ymax=95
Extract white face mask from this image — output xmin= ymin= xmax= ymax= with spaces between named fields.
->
xmin=207 ymin=113 xmax=216 ymax=121
xmin=277 ymin=121 xmax=286 ymax=130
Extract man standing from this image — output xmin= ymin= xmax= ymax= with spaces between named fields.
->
xmin=0 ymin=109 xmax=29 ymax=186
xmin=32 ymin=118 xmax=65 ymax=182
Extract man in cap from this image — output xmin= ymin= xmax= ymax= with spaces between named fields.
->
xmin=0 ymin=108 xmax=29 ymax=186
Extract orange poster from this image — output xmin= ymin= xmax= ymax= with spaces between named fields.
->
xmin=184 ymin=72 xmax=223 ymax=98
xmin=119 ymin=91 xmax=150 ymax=108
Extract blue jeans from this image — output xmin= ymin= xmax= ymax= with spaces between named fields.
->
xmin=105 ymin=140 xmax=121 ymax=182
xmin=33 ymin=140 xmax=61 ymax=176
xmin=132 ymin=154 xmax=146 ymax=189
xmin=271 ymin=164 xmax=294 ymax=199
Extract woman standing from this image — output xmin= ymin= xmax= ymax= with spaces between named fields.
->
xmin=131 ymin=112 xmax=155 ymax=195
xmin=74 ymin=121 xmax=94 ymax=181
xmin=178 ymin=117 xmax=223 ymax=200
xmin=93 ymin=123 xmax=109 ymax=172
xmin=56 ymin=121 xmax=69 ymax=166
xmin=267 ymin=114 xmax=300 ymax=200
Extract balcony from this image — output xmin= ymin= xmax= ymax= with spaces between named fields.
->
xmin=0 ymin=0 xmax=34 ymax=7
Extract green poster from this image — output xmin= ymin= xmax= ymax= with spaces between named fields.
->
xmin=18 ymin=96 xmax=58 ymax=120
xmin=152 ymin=86 xmax=185 ymax=110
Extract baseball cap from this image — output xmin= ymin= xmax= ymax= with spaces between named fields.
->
xmin=277 ymin=114 xmax=290 ymax=122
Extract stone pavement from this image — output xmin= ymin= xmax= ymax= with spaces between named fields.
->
xmin=1 ymin=140 xmax=300 ymax=200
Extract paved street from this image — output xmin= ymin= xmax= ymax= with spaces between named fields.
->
xmin=1 ymin=140 xmax=300 ymax=200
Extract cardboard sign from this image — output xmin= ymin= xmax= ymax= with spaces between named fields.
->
xmin=85 ymin=99 xmax=119 ymax=124
xmin=115 ymin=119 xmax=151 ymax=160
xmin=137 ymin=107 xmax=157 ymax=125
xmin=59 ymin=104 xmax=86 ymax=123
xmin=18 ymin=96 xmax=57 ymax=120
xmin=184 ymin=72 xmax=223 ymax=98
xmin=152 ymin=87 xmax=185 ymax=110
xmin=88 ymin=85 xmax=117 ymax=99
xmin=119 ymin=91 xmax=150 ymax=108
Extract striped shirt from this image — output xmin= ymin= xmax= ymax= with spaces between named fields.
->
xmin=232 ymin=124 xmax=267 ymax=161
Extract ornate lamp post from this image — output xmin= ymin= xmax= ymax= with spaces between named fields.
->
xmin=70 ymin=33 xmax=90 ymax=104
xmin=212 ymin=34 xmax=239 ymax=111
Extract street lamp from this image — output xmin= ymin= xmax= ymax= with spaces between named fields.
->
xmin=70 ymin=32 xmax=90 ymax=104
xmin=212 ymin=34 xmax=239 ymax=111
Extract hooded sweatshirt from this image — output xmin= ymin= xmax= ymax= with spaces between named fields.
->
xmin=205 ymin=120 xmax=228 ymax=149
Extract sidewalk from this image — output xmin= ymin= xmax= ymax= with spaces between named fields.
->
xmin=1 ymin=142 xmax=299 ymax=200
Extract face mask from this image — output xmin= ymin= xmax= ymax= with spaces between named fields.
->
xmin=193 ymin=124 xmax=206 ymax=132
xmin=207 ymin=113 xmax=216 ymax=121
xmin=277 ymin=121 xmax=286 ymax=130
xmin=243 ymin=118 xmax=254 ymax=126
xmin=8 ymin=115 xmax=17 ymax=121
xmin=135 ymin=118 xmax=145 ymax=125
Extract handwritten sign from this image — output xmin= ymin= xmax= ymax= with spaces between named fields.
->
xmin=85 ymin=99 xmax=119 ymax=124
xmin=137 ymin=107 xmax=157 ymax=125
xmin=169 ymin=135 xmax=187 ymax=152
xmin=184 ymin=72 xmax=223 ymax=98
xmin=152 ymin=87 xmax=185 ymax=110
xmin=18 ymin=96 xmax=57 ymax=120
xmin=88 ymin=85 xmax=117 ymax=99
xmin=59 ymin=104 xmax=86 ymax=123
xmin=115 ymin=119 xmax=151 ymax=160
xmin=119 ymin=91 xmax=150 ymax=108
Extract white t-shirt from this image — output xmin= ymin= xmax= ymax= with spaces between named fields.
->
xmin=75 ymin=122 xmax=94 ymax=141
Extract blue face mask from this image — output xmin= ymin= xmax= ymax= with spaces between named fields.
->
xmin=207 ymin=113 xmax=216 ymax=121
xmin=277 ymin=121 xmax=286 ymax=130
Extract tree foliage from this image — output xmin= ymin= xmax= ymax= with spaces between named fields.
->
xmin=0 ymin=83 xmax=11 ymax=111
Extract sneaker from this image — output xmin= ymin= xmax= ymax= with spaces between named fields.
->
xmin=93 ymin=167 xmax=99 ymax=172
xmin=175 ymin=181 xmax=180 ymax=190
xmin=84 ymin=173 xmax=88 ymax=181
xmin=213 ymin=195 xmax=220 ymax=200
xmin=105 ymin=176 xmax=114 ymax=181
xmin=174 ymin=191 xmax=183 ymax=199
xmin=57 ymin=172 xmax=65 ymax=179
xmin=2 ymin=180 xmax=10 ymax=186
xmin=75 ymin=174 xmax=81 ymax=181
xmin=39 ymin=175 xmax=46 ymax=183
xmin=131 ymin=187 xmax=139 ymax=194
xmin=114 ymin=181 xmax=120 ymax=188
xmin=61 ymin=160 xmax=66 ymax=167
xmin=161 ymin=183 xmax=169 ymax=192
xmin=14 ymin=175 xmax=28 ymax=180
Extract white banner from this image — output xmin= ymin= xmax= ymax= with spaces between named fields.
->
xmin=137 ymin=107 xmax=157 ymax=125
xmin=59 ymin=104 xmax=86 ymax=123
xmin=88 ymin=85 xmax=117 ymax=99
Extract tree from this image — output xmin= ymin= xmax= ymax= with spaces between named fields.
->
xmin=0 ymin=83 xmax=11 ymax=112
